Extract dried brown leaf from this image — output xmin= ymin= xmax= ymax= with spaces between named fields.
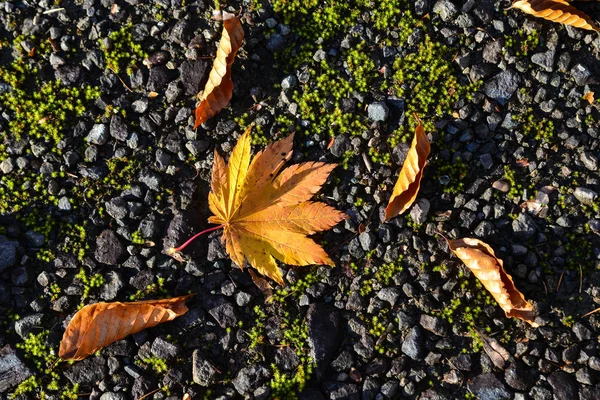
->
xmin=59 ymin=295 xmax=192 ymax=361
xmin=474 ymin=328 xmax=512 ymax=370
xmin=583 ymin=91 xmax=595 ymax=104
xmin=385 ymin=121 xmax=430 ymax=221
xmin=511 ymin=0 xmax=600 ymax=31
xmin=194 ymin=11 xmax=244 ymax=128
xmin=249 ymin=269 xmax=273 ymax=302
xmin=447 ymin=238 xmax=539 ymax=327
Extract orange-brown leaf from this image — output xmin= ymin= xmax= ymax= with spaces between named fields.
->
xmin=59 ymin=295 xmax=191 ymax=361
xmin=194 ymin=11 xmax=244 ymax=128
xmin=385 ymin=121 xmax=430 ymax=221
xmin=447 ymin=238 xmax=539 ymax=327
xmin=207 ymin=128 xmax=347 ymax=285
xmin=511 ymin=0 xmax=600 ymax=32
xmin=583 ymin=91 xmax=595 ymax=104
xmin=249 ymin=269 xmax=273 ymax=302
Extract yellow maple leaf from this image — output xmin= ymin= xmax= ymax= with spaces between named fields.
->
xmin=170 ymin=127 xmax=347 ymax=286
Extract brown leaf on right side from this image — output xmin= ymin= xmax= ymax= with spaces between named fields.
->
xmin=59 ymin=295 xmax=192 ymax=361
xmin=194 ymin=11 xmax=244 ymax=128
xmin=446 ymin=237 xmax=539 ymax=327
xmin=511 ymin=0 xmax=600 ymax=32
xmin=385 ymin=121 xmax=430 ymax=221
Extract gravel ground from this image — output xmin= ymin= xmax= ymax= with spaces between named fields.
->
xmin=1 ymin=0 xmax=600 ymax=399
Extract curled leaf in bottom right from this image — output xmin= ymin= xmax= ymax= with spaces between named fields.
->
xmin=446 ymin=237 xmax=539 ymax=328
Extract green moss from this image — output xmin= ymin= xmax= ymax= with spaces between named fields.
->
xmin=137 ymin=356 xmax=169 ymax=374
xmin=393 ymin=36 xmax=481 ymax=134
xmin=290 ymin=44 xmax=375 ymax=139
xmin=434 ymin=156 xmax=468 ymax=195
xmin=561 ymin=315 xmax=575 ymax=328
xmin=270 ymin=363 xmax=312 ymax=399
xmin=75 ymin=268 xmax=106 ymax=306
xmin=13 ymin=331 xmax=78 ymax=398
xmin=503 ymin=28 xmax=540 ymax=58
xmin=99 ymin=24 xmax=147 ymax=74
xmin=129 ymin=276 xmax=167 ymax=300
xmin=512 ymin=108 xmax=554 ymax=141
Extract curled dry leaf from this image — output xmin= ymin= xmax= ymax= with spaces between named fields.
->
xmin=583 ymin=91 xmax=595 ymax=105
xmin=447 ymin=238 xmax=539 ymax=327
xmin=206 ymin=126 xmax=347 ymax=285
xmin=59 ymin=295 xmax=192 ymax=361
xmin=249 ymin=269 xmax=273 ymax=302
xmin=194 ymin=11 xmax=244 ymax=128
xmin=385 ymin=121 xmax=430 ymax=221
xmin=511 ymin=0 xmax=600 ymax=32
xmin=474 ymin=328 xmax=512 ymax=370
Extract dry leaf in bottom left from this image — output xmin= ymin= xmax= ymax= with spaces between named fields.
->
xmin=447 ymin=237 xmax=539 ymax=327
xmin=59 ymin=295 xmax=192 ymax=361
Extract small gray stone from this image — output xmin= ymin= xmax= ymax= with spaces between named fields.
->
xmin=185 ymin=140 xmax=209 ymax=156
xmin=99 ymin=271 xmax=124 ymax=301
xmin=547 ymin=371 xmax=577 ymax=400
xmin=203 ymin=295 xmax=237 ymax=328
xmin=105 ymin=197 xmax=128 ymax=220
xmin=58 ymin=196 xmax=71 ymax=211
xmin=402 ymin=326 xmax=423 ymax=360
xmin=580 ymin=151 xmax=598 ymax=171
xmin=193 ymin=350 xmax=217 ymax=386
xmin=376 ymin=287 xmax=401 ymax=306
xmin=367 ymin=102 xmax=389 ymax=122
xmin=433 ymin=0 xmax=458 ymax=21
xmin=307 ymin=304 xmax=342 ymax=380
xmin=151 ymin=337 xmax=179 ymax=360
xmin=87 ymin=124 xmax=108 ymax=145
xmin=94 ymin=229 xmax=126 ymax=265
xmin=468 ymin=373 xmax=510 ymax=400
xmin=420 ymin=315 xmax=447 ymax=336
xmin=266 ymin=34 xmax=286 ymax=52
xmin=484 ymin=70 xmax=521 ymax=105
xmin=358 ymin=232 xmax=375 ymax=251
xmin=571 ymin=64 xmax=591 ymax=86
xmin=131 ymin=99 xmax=148 ymax=113
xmin=0 ymin=345 xmax=33 ymax=392
xmin=531 ymin=50 xmax=556 ymax=72
xmin=0 ymin=157 xmax=14 ymax=174
xmin=64 ymin=356 xmax=107 ymax=384
xmin=0 ymin=238 xmax=18 ymax=272
xmin=100 ymin=393 xmax=128 ymax=400
xmin=479 ymin=153 xmax=493 ymax=169
xmin=410 ymin=198 xmax=430 ymax=225
xmin=574 ymin=187 xmax=598 ymax=205
xmin=15 ymin=314 xmax=44 ymax=339
xmin=233 ymin=364 xmax=270 ymax=395
xmin=512 ymin=213 xmax=537 ymax=240
xmin=281 ymin=75 xmax=297 ymax=90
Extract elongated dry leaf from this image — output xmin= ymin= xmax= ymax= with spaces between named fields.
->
xmin=474 ymin=328 xmax=512 ymax=370
xmin=205 ymin=126 xmax=347 ymax=285
xmin=511 ymin=0 xmax=600 ymax=31
xmin=194 ymin=11 xmax=244 ymax=128
xmin=249 ymin=269 xmax=273 ymax=302
xmin=447 ymin=238 xmax=539 ymax=327
xmin=385 ymin=121 xmax=430 ymax=221
xmin=59 ymin=295 xmax=191 ymax=361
